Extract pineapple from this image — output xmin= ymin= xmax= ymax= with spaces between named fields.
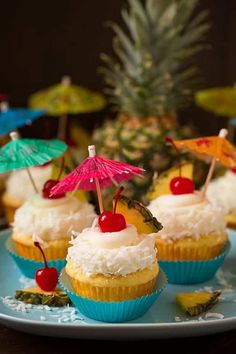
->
xmin=147 ymin=162 xmax=193 ymax=200
xmin=93 ymin=0 xmax=209 ymax=202
xmin=15 ymin=287 xmax=71 ymax=307
xmin=176 ymin=291 xmax=221 ymax=317
xmin=114 ymin=195 xmax=162 ymax=233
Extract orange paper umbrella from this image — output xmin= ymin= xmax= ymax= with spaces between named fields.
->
xmin=173 ymin=129 xmax=236 ymax=197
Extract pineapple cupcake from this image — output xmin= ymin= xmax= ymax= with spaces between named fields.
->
xmin=2 ymin=163 xmax=52 ymax=223
xmin=206 ymin=169 xmax=236 ymax=229
xmin=6 ymin=178 xmax=96 ymax=278
xmin=148 ymin=187 xmax=229 ymax=284
xmin=148 ymin=192 xmax=228 ymax=261
xmin=61 ymin=192 xmax=166 ymax=322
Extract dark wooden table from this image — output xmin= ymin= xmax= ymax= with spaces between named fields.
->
xmin=1 ymin=324 xmax=236 ymax=353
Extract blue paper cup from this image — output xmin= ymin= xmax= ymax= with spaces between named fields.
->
xmin=5 ymin=236 xmax=66 ymax=279
xmin=158 ymin=241 xmax=230 ymax=285
xmin=59 ymin=268 xmax=167 ymax=323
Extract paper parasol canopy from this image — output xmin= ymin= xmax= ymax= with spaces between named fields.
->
xmin=51 ymin=145 xmax=144 ymax=212
xmin=174 ymin=129 xmax=236 ymax=197
xmin=29 ymin=76 xmax=106 ymax=116
xmin=0 ymin=102 xmax=45 ymax=137
xmin=195 ymin=87 xmax=236 ymax=117
xmin=0 ymin=133 xmax=67 ymax=173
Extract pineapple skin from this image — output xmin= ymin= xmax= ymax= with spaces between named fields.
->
xmin=15 ymin=288 xmax=71 ymax=307
xmin=176 ymin=291 xmax=221 ymax=317
xmin=114 ymin=194 xmax=163 ymax=234
xmin=93 ymin=115 xmax=192 ymax=202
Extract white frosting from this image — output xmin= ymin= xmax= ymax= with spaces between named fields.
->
xmin=6 ymin=165 xmax=52 ymax=202
xmin=13 ymin=194 xmax=96 ymax=241
xmin=148 ymin=193 xmax=226 ymax=241
xmin=67 ymin=224 xmax=157 ymax=276
xmin=207 ymin=170 xmax=236 ymax=214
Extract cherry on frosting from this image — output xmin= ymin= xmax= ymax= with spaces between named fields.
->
xmin=34 ymin=242 xmax=58 ymax=292
xmin=42 ymin=179 xmax=65 ymax=199
xmin=98 ymin=187 xmax=127 ymax=233
xmin=165 ymin=136 xmax=195 ymax=195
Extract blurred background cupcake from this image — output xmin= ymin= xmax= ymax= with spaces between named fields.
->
xmin=2 ymin=164 xmax=52 ymax=224
xmin=206 ymin=169 xmax=236 ymax=229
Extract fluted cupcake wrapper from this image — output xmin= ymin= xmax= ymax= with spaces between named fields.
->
xmin=59 ymin=268 xmax=167 ymax=323
xmin=158 ymin=241 xmax=230 ymax=285
xmin=5 ymin=236 xmax=66 ymax=279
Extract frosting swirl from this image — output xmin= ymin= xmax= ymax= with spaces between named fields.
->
xmin=13 ymin=194 xmax=96 ymax=241
xmin=6 ymin=165 xmax=52 ymax=202
xmin=67 ymin=224 xmax=157 ymax=276
xmin=148 ymin=193 xmax=226 ymax=241
xmin=207 ymin=170 xmax=236 ymax=214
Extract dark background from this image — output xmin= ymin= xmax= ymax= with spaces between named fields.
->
xmin=0 ymin=0 xmax=236 ymax=137
xmin=1 ymin=1 xmax=236 ymax=350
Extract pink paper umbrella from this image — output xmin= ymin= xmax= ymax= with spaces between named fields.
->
xmin=51 ymin=145 xmax=144 ymax=212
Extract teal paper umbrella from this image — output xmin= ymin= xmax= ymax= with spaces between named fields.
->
xmin=0 ymin=132 xmax=67 ymax=192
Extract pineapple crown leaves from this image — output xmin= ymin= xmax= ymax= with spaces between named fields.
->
xmin=99 ymin=0 xmax=210 ymax=117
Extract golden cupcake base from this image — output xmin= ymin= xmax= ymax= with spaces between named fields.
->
xmin=155 ymin=232 xmax=228 ymax=261
xmin=12 ymin=234 xmax=70 ymax=261
xmin=66 ymin=261 xmax=159 ymax=302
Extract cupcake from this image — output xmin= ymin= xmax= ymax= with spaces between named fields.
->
xmin=148 ymin=192 xmax=228 ymax=261
xmin=11 ymin=179 xmax=96 ymax=262
xmin=206 ymin=169 xmax=236 ymax=229
xmin=2 ymin=164 xmax=52 ymax=223
xmin=65 ymin=193 xmax=163 ymax=302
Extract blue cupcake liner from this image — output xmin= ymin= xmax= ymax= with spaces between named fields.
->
xmin=5 ymin=236 xmax=66 ymax=279
xmin=158 ymin=241 xmax=231 ymax=285
xmin=59 ymin=268 xmax=167 ymax=323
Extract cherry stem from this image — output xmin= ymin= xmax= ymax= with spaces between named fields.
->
xmin=165 ymin=136 xmax=182 ymax=177
xmin=113 ymin=186 xmax=124 ymax=214
xmin=57 ymin=156 xmax=65 ymax=181
xmin=34 ymin=242 xmax=48 ymax=268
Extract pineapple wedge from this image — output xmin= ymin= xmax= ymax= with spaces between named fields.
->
xmin=15 ymin=287 xmax=71 ymax=307
xmin=176 ymin=291 xmax=221 ymax=317
xmin=147 ymin=163 xmax=193 ymax=200
xmin=114 ymin=195 xmax=162 ymax=234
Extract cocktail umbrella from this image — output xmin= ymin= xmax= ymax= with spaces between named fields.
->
xmin=0 ymin=102 xmax=45 ymax=137
xmin=51 ymin=145 xmax=144 ymax=213
xmin=0 ymin=132 xmax=67 ymax=193
xmin=29 ymin=76 xmax=106 ymax=140
xmin=174 ymin=129 xmax=236 ymax=198
xmin=195 ymin=87 xmax=236 ymax=140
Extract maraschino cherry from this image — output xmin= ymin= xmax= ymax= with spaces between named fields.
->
xmin=165 ymin=136 xmax=195 ymax=195
xmin=98 ymin=187 xmax=127 ymax=233
xmin=42 ymin=157 xmax=66 ymax=199
xmin=42 ymin=179 xmax=65 ymax=199
xmin=34 ymin=242 xmax=58 ymax=292
xmin=231 ymin=168 xmax=236 ymax=174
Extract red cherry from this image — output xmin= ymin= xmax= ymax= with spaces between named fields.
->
xmin=42 ymin=179 xmax=65 ymax=199
xmin=231 ymin=168 xmax=236 ymax=174
xmin=98 ymin=211 xmax=127 ymax=232
xmin=170 ymin=177 xmax=195 ymax=195
xmin=98 ymin=186 xmax=127 ymax=233
xmin=34 ymin=242 xmax=58 ymax=292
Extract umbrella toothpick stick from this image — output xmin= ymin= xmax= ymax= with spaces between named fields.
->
xmin=58 ymin=115 xmax=68 ymax=140
xmin=88 ymin=145 xmax=104 ymax=213
xmin=26 ymin=168 xmax=38 ymax=193
xmin=201 ymin=129 xmax=228 ymax=199
xmin=9 ymin=131 xmax=39 ymax=194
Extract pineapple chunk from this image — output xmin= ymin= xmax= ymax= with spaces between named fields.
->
xmin=15 ymin=287 xmax=71 ymax=307
xmin=147 ymin=163 xmax=193 ymax=200
xmin=114 ymin=195 xmax=162 ymax=234
xmin=176 ymin=291 xmax=221 ymax=317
